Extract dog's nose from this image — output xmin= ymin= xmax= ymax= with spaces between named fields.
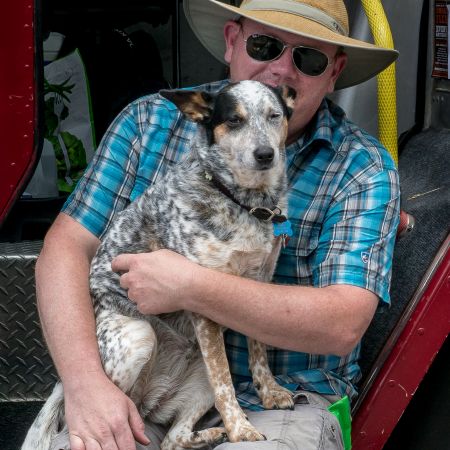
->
xmin=253 ymin=146 xmax=274 ymax=164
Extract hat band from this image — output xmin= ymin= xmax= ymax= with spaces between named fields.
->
xmin=242 ymin=0 xmax=348 ymax=36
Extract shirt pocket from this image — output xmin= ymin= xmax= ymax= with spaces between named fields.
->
xmin=290 ymin=221 xmax=321 ymax=256
xmin=275 ymin=221 xmax=321 ymax=284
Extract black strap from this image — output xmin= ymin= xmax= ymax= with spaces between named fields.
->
xmin=207 ymin=172 xmax=287 ymax=224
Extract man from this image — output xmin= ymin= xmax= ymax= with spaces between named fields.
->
xmin=36 ymin=1 xmax=400 ymax=449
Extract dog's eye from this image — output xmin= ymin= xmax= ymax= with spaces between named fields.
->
xmin=269 ymin=112 xmax=282 ymax=121
xmin=226 ymin=116 xmax=243 ymax=127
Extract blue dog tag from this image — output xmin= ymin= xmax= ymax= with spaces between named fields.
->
xmin=273 ymin=220 xmax=293 ymax=237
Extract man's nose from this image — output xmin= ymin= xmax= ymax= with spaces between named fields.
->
xmin=269 ymin=48 xmax=297 ymax=77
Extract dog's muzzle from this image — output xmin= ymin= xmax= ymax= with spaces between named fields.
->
xmin=253 ymin=146 xmax=275 ymax=169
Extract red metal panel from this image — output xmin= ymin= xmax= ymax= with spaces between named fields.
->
xmin=0 ymin=0 xmax=38 ymax=225
xmin=352 ymin=239 xmax=450 ymax=449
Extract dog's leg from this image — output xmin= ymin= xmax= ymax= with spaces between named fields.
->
xmin=96 ymin=310 xmax=157 ymax=403
xmin=236 ymin=237 xmax=293 ymax=409
xmin=163 ymin=419 xmax=226 ymax=450
xmin=247 ymin=237 xmax=294 ymax=409
xmin=160 ymin=358 xmax=227 ymax=449
xmin=247 ymin=338 xmax=294 ymax=410
xmin=190 ymin=313 xmax=266 ymax=443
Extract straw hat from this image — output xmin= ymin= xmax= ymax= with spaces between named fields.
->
xmin=183 ymin=0 xmax=399 ymax=90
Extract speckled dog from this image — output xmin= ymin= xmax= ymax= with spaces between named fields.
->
xmin=22 ymin=80 xmax=296 ymax=450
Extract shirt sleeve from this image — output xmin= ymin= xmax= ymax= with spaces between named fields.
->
xmin=61 ymin=102 xmax=141 ymax=239
xmin=61 ymin=80 xmax=228 ymax=239
xmin=312 ymin=167 xmax=400 ymax=304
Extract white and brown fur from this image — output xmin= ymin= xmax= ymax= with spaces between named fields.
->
xmin=22 ymin=80 xmax=297 ymax=450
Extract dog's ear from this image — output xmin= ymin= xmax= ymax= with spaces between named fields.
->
xmin=276 ymin=85 xmax=296 ymax=119
xmin=159 ymin=90 xmax=215 ymax=123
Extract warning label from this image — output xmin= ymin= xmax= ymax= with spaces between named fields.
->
xmin=432 ymin=1 xmax=450 ymax=78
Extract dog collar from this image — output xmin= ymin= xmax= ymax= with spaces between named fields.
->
xmin=204 ymin=171 xmax=288 ymax=224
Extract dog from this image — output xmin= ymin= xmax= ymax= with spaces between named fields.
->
xmin=22 ymin=80 xmax=297 ymax=450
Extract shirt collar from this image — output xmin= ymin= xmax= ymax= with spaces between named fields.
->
xmin=287 ymin=98 xmax=345 ymax=155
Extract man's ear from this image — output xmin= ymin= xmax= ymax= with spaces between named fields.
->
xmin=159 ymin=90 xmax=215 ymax=123
xmin=327 ymin=51 xmax=348 ymax=94
xmin=223 ymin=20 xmax=241 ymax=64
xmin=276 ymin=85 xmax=297 ymax=119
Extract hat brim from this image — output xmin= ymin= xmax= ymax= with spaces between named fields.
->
xmin=184 ymin=0 xmax=399 ymax=90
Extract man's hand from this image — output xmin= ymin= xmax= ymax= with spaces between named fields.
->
xmin=111 ymin=250 xmax=200 ymax=315
xmin=64 ymin=373 xmax=149 ymax=450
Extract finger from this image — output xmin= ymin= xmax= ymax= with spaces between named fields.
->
xmin=84 ymin=437 xmax=104 ymax=450
xmin=89 ymin=434 xmax=118 ymax=450
xmin=115 ymin=424 xmax=144 ymax=450
xmin=88 ymin=423 xmax=119 ymax=450
xmin=111 ymin=412 xmax=142 ymax=450
xmin=128 ymin=401 xmax=151 ymax=445
xmin=119 ymin=272 xmax=130 ymax=290
xmin=69 ymin=434 xmax=86 ymax=450
xmin=111 ymin=254 xmax=133 ymax=273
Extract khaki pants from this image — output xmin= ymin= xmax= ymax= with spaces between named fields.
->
xmin=52 ymin=391 xmax=344 ymax=450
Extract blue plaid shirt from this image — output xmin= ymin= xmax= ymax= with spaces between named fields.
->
xmin=63 ymin=80 xmax=400 ymax=409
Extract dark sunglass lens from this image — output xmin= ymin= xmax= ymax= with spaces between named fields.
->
xmin=246 ymin=35 xmax=284 ymax=61
xmin=293 ymin=47 xmax=329 ymax=76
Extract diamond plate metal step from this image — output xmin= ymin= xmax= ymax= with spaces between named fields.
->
xmin=0 ymin=241 xmax=57 ymax=401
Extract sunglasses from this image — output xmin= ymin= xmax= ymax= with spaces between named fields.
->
xmin=243 ymin=33 xmax=332 ymax=77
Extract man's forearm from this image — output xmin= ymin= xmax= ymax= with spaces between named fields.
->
xmin=35 ymin=214 xmax=104 ymax=386
xmin=112 ymin=249 xmax=379 ymax=356
xmin=185 ymin=265 xmax=378 ymax=356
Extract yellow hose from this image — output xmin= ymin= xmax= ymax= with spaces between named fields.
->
xmin=361 ymin=0 xmax=398 ymax=165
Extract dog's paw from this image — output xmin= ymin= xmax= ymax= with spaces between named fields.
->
xmin=193 ymin=427 xmax=228 ymax=446
xmin=162 ymin=427 xmax=228 ymax=450
xmin=258 ymin=383 xmax=295 ymax=410
xmin=226 ymin=416 xmax=266 ymax=443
